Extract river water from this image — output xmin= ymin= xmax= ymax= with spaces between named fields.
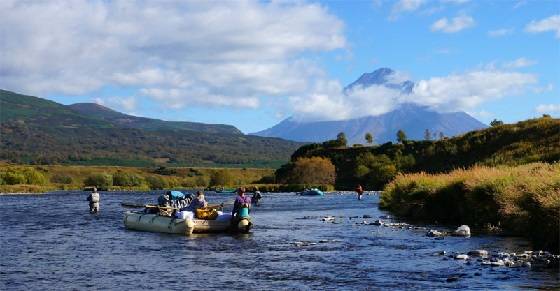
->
xmin=0 ymin=191 xmax=558 ymax=290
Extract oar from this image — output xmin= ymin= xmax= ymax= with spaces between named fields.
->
xmin=120 ymin=203 xmax=179 ymax=210
xmin=121 ymin=202 xmax=147 ymax=208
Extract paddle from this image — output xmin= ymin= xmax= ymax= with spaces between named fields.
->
xmin=120 ymin=202 xmax=179 ymax=210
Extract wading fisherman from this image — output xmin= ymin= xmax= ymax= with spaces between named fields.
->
xmin=87 ymin=187 xmax=100 ymax=213
xmin=356 ymin=184 xmax=364 ymax=200
xmin=252 ymin=189 xmax=262 ymax=206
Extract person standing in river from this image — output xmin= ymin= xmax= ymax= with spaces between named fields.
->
xmin=356 ymin=184 xmax=364 ymax=200
xmin=232 ymin=187 xmax=251 ymax=217
xmin=87 ymin=187 xmax=100 ymax=213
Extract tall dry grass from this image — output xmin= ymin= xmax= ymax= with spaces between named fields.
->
xmin=381 ymin=162 xmax=560 ymax=251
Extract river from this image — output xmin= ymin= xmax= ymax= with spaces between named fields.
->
xmin=0 ymin=191 xmax=558 ymax=290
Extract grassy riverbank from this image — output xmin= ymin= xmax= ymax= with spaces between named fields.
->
xmin=380 ymin=162 xmax=560 ymax=251
xmin=0 ymin=164 xmax=336 ymax=193
xmin=0 ymin=164 xmax=275 ymax=193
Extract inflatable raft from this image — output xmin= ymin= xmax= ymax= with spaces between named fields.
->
xmin=124 ymin=211 xmax=252 ymax=235
xmin=299 ymin=188 xmax=324 ymax=196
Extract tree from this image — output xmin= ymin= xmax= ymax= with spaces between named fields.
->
xmin=84 ymin=173 xmax=113 ymax=189
xmin=145 ymin=175 xmax=168 ymax=190
xmin=209 ymin=169 xmax=234 ymax=186
xmin=396 ymin=129 xmax=407 ymax=144
xmin=439 ymin=132 xmax=445 ymax=140
xmin=365 ymin=132 xmax=373 ymax=145
xmin=490 ymin=119 xmax=504 ymax=127
xmin=286 ymin=157 xmax=336 ymax=185
xmin=336 ymin=132 xmax=347 ymax=147
xmin=354 ymin=153 xmax=397 ymax=190
xmin=424 ymin=129 xmax=431 ymax=141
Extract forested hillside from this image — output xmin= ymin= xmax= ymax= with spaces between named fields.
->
xmin=276 ymin=117 xmax=560 ymax=189
xmin=0 ymin=90 xmax=301 ymax=167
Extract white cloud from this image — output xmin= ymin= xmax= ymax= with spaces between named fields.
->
xmin=412 ymin=70 xmax=536 ymax=111
xmin=488 ymin=28 xmax=514 ymax=37
xmin=525 ymin=14 xmax=560 ymax=38
xmin=535 ymin=104 xmax=560 ymax=114
xmin=503 ymin=58 xmax=537 ymax=69
xmin=290 ymin=68 xmax=537 ymax=121
xmin=94 ymin=96 xmax=138 ymax=113
xmin=390 ymin=0 xmax=426 ymax=20
xmin=0 ymin=0 xmax=345 ymax=109
xmin=431 ymin=15 xmax=475 ymax=33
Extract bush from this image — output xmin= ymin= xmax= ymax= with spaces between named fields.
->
xmin=195 ymin=176 xmax=209 ymax=187
xmin=210 ymin=170 xmax=234 ymax=186
xmin=113 ymin=172 xmax=144 ymax=187
xmin=23 ymin=168 xmax=47 ymax=185
xmin=146 ymin=175 xmax=168 ymax=190
xmin=2 ymin=170 xmax=27 ymax=185
xmin=381 ymin=163 xmax=560 ymax=252
xmin=50 ymin=173 xmax=73 ymax=184
xmin=283 ymin=157 xmax=336 ymax=185
xmin=84 ymin=173 xmax=113 ymax=188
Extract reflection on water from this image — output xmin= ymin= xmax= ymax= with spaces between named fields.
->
xmin=0 ymin=191 xmax=558 ymax=290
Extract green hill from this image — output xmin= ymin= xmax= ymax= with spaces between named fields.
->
xmin=68 ymin=102 xmax=241 ymax=134
xmin=277 ymin=116 xmax=560 ymax=189
xmin=0 ymin=90 xmax=301 ymax=167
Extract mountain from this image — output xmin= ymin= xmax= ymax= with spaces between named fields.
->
xmin=344 ymin=67 xmax=414 ymax=94
xmin=254 ymin=68 xmax=487 ymax=144
xmin=0 ymin=89 xmax=301 ymax=167
xmin=68 ymin=103 xmax=241 ymax=135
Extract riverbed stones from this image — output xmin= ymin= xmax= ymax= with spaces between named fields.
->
xmin=455 ymin=254 xmax=469 ymax=260
xmin=322 ymin=216 xmax=335 ymax=222
xmin=490 ymin=259 xmax=505 ymax=267
xmin=452 ymin=225 xmax=471 ymax=237
xmin=468 ymin=250 xmax=489 ymax=257
xmin=363 ymin=215 xmax=373 ymax=219
xmin=426 ymin=230 xmax=445 ymax=237
xmin=371 ymin=220 xmax=383 ymax=226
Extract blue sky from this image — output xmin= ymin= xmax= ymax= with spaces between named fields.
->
xmin=1 ymin=0 xmax=559 ymax=133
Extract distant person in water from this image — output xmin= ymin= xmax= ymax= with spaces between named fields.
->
xmin=356 ymin=184 xmax=364 ymax=200
xmin=87 ymin=187 xmax=100 ymax=213
xmin=232 ymin=187 xmax=251 ymax=218
xmin=252 ymin=188 xmax=262 ymax=206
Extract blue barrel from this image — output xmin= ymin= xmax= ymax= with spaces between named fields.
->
xmin=238 ymin=207 xmax=249 ymax=218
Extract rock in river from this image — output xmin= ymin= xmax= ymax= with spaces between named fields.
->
xmin=426 ymin=230 xmax=445 ymax=237
xmin=455 ymin=254 xmax=469 ymax=260
xmin=468 ymin=250 xmax=489 ymax=257
xmin=452 ymin=225 xmax=471 ymax=237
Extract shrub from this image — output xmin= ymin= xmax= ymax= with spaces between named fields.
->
xmin=113 ymin=172 xmax=144 ymax=187
xmin=146 ymin=175 xmax=168 ymax=190
xmin=210 ymin=170 xmax=234 ymax=186
xmin=381 ymin=163 xmax=560 ymax=252
xmin=84 ymin=173 xmax=113 ymax=188
xmin=284 ymin=157 xmax=336 ymax=185
xmin=50 ymin=173 xmax=73 ymax=184
xmin=2 ymin=170 xmax=27 ymax=185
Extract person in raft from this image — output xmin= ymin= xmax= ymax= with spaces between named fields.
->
xmin=87 ymin=187 xmax=100 ymax=213
xmin=356 ymin=184 xmax=364 ymax=200
xmin=188 ymin=191 xmax=208 ymax=211
xmin=232 ymin=187 xmax=251 ymax=218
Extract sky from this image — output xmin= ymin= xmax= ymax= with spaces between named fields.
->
xmin=1 ymin=0 xmax=559 ymax=133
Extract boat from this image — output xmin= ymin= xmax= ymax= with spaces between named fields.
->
xmin=123 ymin=211 xmax=252 ymax=235
xmin=215 ymin=188 xmax=236 ymax=193
xmin=299 ymin=188 xmax=324 ymax=196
